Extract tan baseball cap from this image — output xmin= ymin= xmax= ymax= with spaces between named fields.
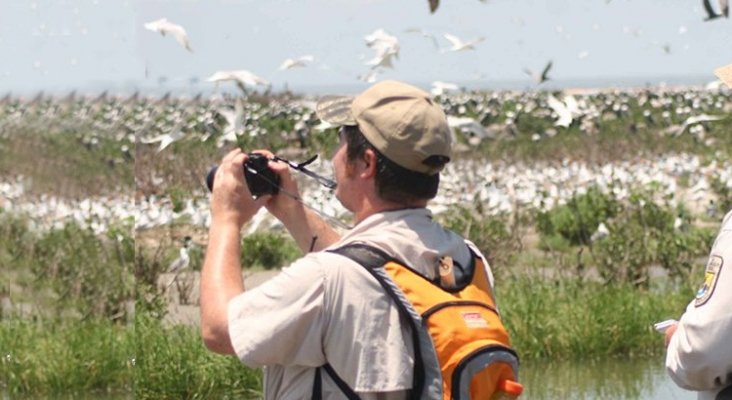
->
xmin=714 ymin=64 xmax=732 ymax=88
xmin=316 ymin=80 xmax=452 ymax=175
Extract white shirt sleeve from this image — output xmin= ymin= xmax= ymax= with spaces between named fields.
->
xmin=228 ymin=255 xmax=327 ymax=368
xmin=665 ymin=213 xmax=732 ymax=392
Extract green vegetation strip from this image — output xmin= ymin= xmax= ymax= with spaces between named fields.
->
xmin=2 ymin=279 xmax=691 ymax=397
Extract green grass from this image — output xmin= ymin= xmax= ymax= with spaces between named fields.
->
xmin=1 ymin=276 xmax=692 ymax=396
xmin=135 ymin=314 xmax=262 ymax=400
xmin=499 ymin=276 xmax=692 ymax=361
xmin=0 ymin=318 xmax=134 ymax=396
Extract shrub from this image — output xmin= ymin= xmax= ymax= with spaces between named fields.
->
xmin=592 ymin=191 xmax=714 ymax=286
xmin=437 ymin=202 xmax=524 ymax=274
xmin=241 ymin=232 xmax=301 ymax=270
xmin=537 ymin=186 xmax=620 ymax=246
xmin=32 ymin=221 xmax=134 ymax=320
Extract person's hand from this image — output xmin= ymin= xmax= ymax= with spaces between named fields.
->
xmin=664 ymin=322 xmax=679 ymax=348
xmin=210 ymin=149 xmax=269 ymax=228
xmin=256 ymin=150 xmax=305 ymax=222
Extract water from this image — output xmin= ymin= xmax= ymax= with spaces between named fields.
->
xmin=521 ymin=355 xmax=696 ymax=400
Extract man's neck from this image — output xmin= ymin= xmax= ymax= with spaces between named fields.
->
xmin=353 ymin=199 xmax=428 ymax=224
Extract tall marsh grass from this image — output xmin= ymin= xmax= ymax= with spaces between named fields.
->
xmin=499 ymin=276 xmax=692 ymax=361
xmin=134 ymin=314 xmax=262 ymax=400
xmin=0 ymin=318 xmax=133 ymax=396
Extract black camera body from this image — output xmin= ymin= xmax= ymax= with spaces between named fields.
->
xmin=205 ymin=153 xmax=280 ymax=197
xmin=243 ymin=153 xmax=280 ymax=197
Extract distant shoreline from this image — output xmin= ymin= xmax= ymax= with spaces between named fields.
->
xmin=2 ymin=74 xmax=720 ymax=98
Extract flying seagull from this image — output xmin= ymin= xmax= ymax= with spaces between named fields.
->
xmin=143 ymin=18 xmax=193 ymax=52
xmin=140 ymin=122 xmax=185 ymax=153
xmin=546 ymin=94 xmax=578 ymax=128
xmin=524 ymin=61 xmax=553 ymax=84
xmin=364 ymin=29 xmax=400 ymax=69
xmin=665 ymin=114 xmax=724 ymax=136
xmin=279 ymin=55 xmax=315 ymax=70
xmin=702 ymin=0 xmax=729 ymax=20
xmin=442 ymin=33 xmax=485 ymax=52
xmin=207 ymin=70 xmax=269 ymax=95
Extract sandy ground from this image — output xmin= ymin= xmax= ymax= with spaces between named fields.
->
xmin=158 ymin=269 xmax=281 ymax=327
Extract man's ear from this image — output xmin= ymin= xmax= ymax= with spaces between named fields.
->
xmin=360 ymin=148 xmax=378 ymax=178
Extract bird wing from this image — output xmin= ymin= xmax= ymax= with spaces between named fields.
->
xmin=547 ymin=94 xmax=572 ymax=127
xmin=466 ymin=37 xmax=486 ymax=48
xmin=443 ymin=33 xmax=464 ymax=49
xmin=207 ymin=71 xmax=233 ymax=82
xmin=279 ymin=59 xmax=296 ymax=70
xmin=703 ymin=0 xmax=719 ymax=18
xmin=540 ymin=61 xmax=553 ymax=82
xmin=429 ymin=0 xmax=439 ymax=13
xmin=143 ymin=18 xmax=168 ymax=33
xmin=232 ymin=70 xmax=269 ymax=87
xmin=168 ymin=26 xmax=193 ymax=52
xmin=563 ymin=95 xmax=581 ymax=116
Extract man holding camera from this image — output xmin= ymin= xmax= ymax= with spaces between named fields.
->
xmin=200 ymin=80 xmax=497 ymax=398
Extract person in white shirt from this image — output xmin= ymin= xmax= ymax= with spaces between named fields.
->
xmin=199 ymin=80 xmax=497 ymax=399
xmin=665 ymin=210 xmax=732 ymax=400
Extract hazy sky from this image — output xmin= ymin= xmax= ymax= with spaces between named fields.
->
xmin=1 ymin=0 xmax=730 ymax=95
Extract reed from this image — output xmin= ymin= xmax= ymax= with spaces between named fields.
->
xmin=498 ymin=275 xmax=693 ymax=361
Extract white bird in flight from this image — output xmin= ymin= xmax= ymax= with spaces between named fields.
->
xmin=524 ymin=61 xmax=553 ymax=84
xmin=143 ymin=18 xmax=193 ymax=52
xmin=665 ymin=114 xmax=724 ymax=136
xmin=207 ymin=70 xmax=269 ymax=95
xmin=140 ymin=122 xmax=185 ymax=153
xmin=216 ymin=100 xmax=244 ymax=148
xmin=279 ymin=55 xmax=315 ymax=70
xmin=442 ymin=33 xmax=485 ymax=52
xmin=364 ymin=29 xmax=400 ymax=69
xmin=546 ymin=94 xmax=580 ymax=128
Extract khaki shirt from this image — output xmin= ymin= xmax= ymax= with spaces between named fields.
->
xmin=666 ymin=210 xmax=732 ymax=400
xmin=228 ymin=208 xmax=494 ymax=400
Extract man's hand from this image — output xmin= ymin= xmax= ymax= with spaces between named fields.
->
xmin=210 ymin=149 xmax=269 ymax=228
xmin=259 ymin=151 xmax=305 ymax=223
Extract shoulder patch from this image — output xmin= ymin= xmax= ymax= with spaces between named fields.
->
xmin=695 ymin=255 xmax=724 ymax=307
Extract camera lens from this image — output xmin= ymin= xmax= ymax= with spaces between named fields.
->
xmin=205 ymin=153 xmax=280 ymax=197
xmin=244 ymin=153 xmax=280 ymax=197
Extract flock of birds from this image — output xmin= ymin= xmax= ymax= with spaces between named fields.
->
xmin=139 ymin=0 xmax=730 ymax=93
xmin=0 ymin=148 xmax=729 ymax=239
xmin=142 ymin=14 xmax=549 ymax=91
xmin=1 ymin=83 xmax=730 ymax=237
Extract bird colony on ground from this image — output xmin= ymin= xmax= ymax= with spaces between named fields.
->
xmin=0 ymin=83 xmax=730 ymax=235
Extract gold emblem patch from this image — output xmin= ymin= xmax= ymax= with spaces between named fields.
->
xmin=695 ymin=255 xmax=723 ymax=307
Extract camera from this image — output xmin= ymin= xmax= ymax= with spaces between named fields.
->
xmin=243 ymin=153 xmax=280 ymax=197
xmin=205 ymin=153 xmax=280 ymax=197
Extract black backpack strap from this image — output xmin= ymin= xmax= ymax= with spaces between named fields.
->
xmin=312 ymin=367 xmax=322 ymax=399
xmin=311 ymin=363 xmax=361 ymax=400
